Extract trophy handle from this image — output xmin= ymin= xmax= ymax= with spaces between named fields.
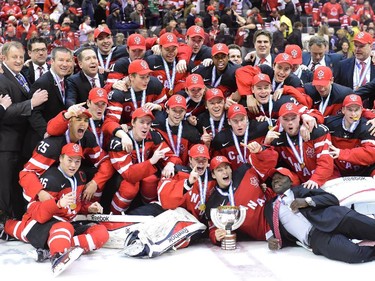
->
xmin=210 ymin=208 xmax=225 ymax=229
xmin=231 ymin=206 xmax=246 ymax=231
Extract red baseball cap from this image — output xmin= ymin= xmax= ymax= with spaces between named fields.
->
xmin=61 ymin=143 xmax=84 ymax=158
xmin=312 ymin=66 xmax=333 ymax=86
xmin=127 ymin=33 xmax=146 ymax=50
xmin=128 ymin=59 xmax=153 ymax=75
xmin=186 ymin=25 xmax=205 ymax=38
xmin=354 ymin=31 xmax=373 ymax=45
xmin=195 ymin=17 xmax=203 ymax=24
xmin=132 ymin=107 xmax=155 ymax=120
xmin=279 ymin=102 xmax=301 ymax=117
xmin=212 ymin=43 xmax=229 ymax=56
xmin=94 ymin=25 xmax=112 ymax=39
xmin=210 ymin=155 xmax=231 ymax=170
xmin=166 ymin=95 xmax=187 ymax=110
xmin=159 ymin=32 xmax=178 ymax=48
xmin=285 ymin=44 xmax=302 ymax=65
xmin=186 ymin=74 xmax=205 ymax=89
xmin=343 ymin=94 xmax=363 ymax=107
xmin=189 ymin=144 xmax=210 ymax=159
xmin=207 ymin=5 xmax=215 ymax=11
xmin=252 ymin=73 xmax=271 ymax=85
xmin=212 ymin=16 xmax=219 ymax=23
xmin=205 ymin=88 xmax=224 ymax=101
xmin=88 ymin=87 xmax=108 ymax=103
xmin=268 ymin=167 xmax=300 ymax=186
xmin=227 ymin=104 xmax=247 ymax=119
xmin=274 ymin=53 xmax=293 ymax=67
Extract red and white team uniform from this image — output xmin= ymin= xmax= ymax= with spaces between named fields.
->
xmin=211 ymin=119 xmax=269 ymax=171
xmin=0 ymin=3 xmax=22 ymax=20
xmin=321 ymin=1 xmax=343 ymax=25
xmin=153 ymin=117 xmax=201 ymax=166
xmin=103 ymin=78 xmax=166 ymax=133
xmin=269 ymin=124 xmax=340 ymax=186
xmin=5 ymin=165 xmax=109 ymax=256
xmin=325 ymin=115 xmax=375 ymax=177
xmin=16 ymin=23 xmax=38 ymax=41
xmin=108 ymin=132 xmax=181 ymax=214
xmin=206 ymin=148 xmax=279 ymax=243
xmin=19 ymin=116 xmax=114 ymax=202
xmin=158 ymin=166 xmax=216 ymax=222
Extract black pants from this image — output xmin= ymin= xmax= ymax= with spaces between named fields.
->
xmin=310 ymin=209 xmax=375 ymax=263
xmin=0 ymin=151 xmax=27 ymax=219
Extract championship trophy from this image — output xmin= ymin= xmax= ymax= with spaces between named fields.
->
xmin=210 ymin=206 xmax=246 ymax=250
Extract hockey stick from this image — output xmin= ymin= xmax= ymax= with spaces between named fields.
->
xmin=74 ymin=214 xmax=153 ymax=223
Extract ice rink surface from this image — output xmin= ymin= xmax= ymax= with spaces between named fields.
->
xmin=1 ymin=238 xmax=373 ymax=281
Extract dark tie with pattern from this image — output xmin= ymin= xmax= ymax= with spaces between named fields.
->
xmin=16 ymin=73 xmax=30 ymax=92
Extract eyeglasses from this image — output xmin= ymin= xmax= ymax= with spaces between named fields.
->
xmin=32 ymin=48 xmax=47 ymax=53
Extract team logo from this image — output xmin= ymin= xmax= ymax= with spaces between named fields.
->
xmin=140 ymin=60 xmax=148 ymax=70
xmin=96 ymin=89 xmax=104 ymax=97
xmin=257 ymin=73 xmax=266 ymax=80
xmin=282 ymin=53 xmax=290 ymax=60
xmin=317 ymin=69 xmax=325 ymax=80
xmin=291 ymin=49 xmax=298 ymax=58
xmin=174 ymin=95 xmax=183 ymax=104
xmin=197 ymin=145 xmax=205 ymax=154
xmin=134 ymin=35 xmax=141 ymax=45
xmin=191 ymin=74 xmax=199 ymax=84
xmin=250 ymin=176 xmax=259 ymax=187
xmin=194 ymin=26 xmax=202 ymax=33
xmin=72 ymin=144 xmax=81 ymax=153
xmin=216 ymin=43 xmax=224 ymax=50
xmin=211 ymin=88 xmax=219 ymax=95
xmin=167 ymin=34 xmax=174 ymax=42
xmin=142 ymin=107 xmax=151 ymax=113
xmin=215 ymin=156 xmax=224 ymax=162
xmin=285 ymin=103 xmax=294 ymax=111
xmin=350 ymin=95 xmax=358 ymax=102
xmin=306 ymin=147 xmax=315 ymax=158
xmin=233 ymin=105 xmax=241 ymax=112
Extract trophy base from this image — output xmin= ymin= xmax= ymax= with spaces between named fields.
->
xmin=221 ymin=233 xmax=237 ymax=250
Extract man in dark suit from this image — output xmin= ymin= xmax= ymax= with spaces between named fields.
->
xmin=65 ymin=46 xmax=105 ymax=107
xmin=0 ymin=41 xmax=48 ymax=219
xmin=302 ymin=35 xmax=342 ymax=74
xmin=265 ymin=167 xmax=375 ymax=264
xmin=24 ymin=47 xmax=73 ymax=159
xmin=22 ymin=37 xmax=50 ymax=85
xmin=242 ymin=30 xmax=275 ymax=67
xmin=335 ymin=31 xmax=375 ymax=107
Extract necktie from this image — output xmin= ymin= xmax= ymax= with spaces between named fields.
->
xmin=360 ymin=61 xmax=367 ymax=86
xmin=16 ymin=73 xmax=30 ymax=92
xmin=273 ymin=195 xmax=284 ymax=247
xmin=91 ymin=78 xmax=96 ymax=88
xmin=38 ymin=66 xmax=44 ymax=78
xmin=311 ymin=62 xmax=318 ymax=72
xmin=60 ymin=80 xmax=65 ymax=99
xmin=259 ymin=58 xmax=266 ymax=65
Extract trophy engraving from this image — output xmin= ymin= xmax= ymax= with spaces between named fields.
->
xmin=210 ymin=206 xmax=246 ymax=250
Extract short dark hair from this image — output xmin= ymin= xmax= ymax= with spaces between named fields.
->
xmin=27 ymin=37 xmax=48 ymax=51
xmin=253 ymin=30 xmax=272 ymax=44
xmin=76 ymin=46 xmax=96 ymax=61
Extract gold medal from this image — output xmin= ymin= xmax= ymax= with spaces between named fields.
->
xmin=300 ymin=162 xmax=305 ymax=169
xmin=168 ymin=89 xmax=173 ymax=96
xmin=268 ymin=125 xmax=273 ymax=130
xmin=199 ymin=204 xmax=206 ymax=211
xmin=70 ymin=203 xmax=77 ymax=210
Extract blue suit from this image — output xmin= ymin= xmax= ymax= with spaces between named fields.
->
xmin=302 ymin=52 xmax=342 ymax=74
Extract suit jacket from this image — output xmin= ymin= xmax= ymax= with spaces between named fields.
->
xmin=334 ymin=57 xmax=375 ymax=91
xmin=302 ymin=52 xmax=342 ymax=74
xmin=23 ymin=71 xmax=66 ymax=158
xmin=0 ymin=66 xmax=32 ymax=151
xmin=21 ymin=62 xmax=50 ymax=85
xmin=264 ymin=186 xmax=351 ymax=248
xmin=65 ymin=71 xmax=106 ymax=107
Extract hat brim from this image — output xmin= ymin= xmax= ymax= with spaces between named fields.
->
xmin=212 ymin=51 xmax=228 ymax=56
xmin=90 ymin=98 xmax=108 ymax=104
xmin=312 ymin=80 xmax=330 ymax=86
xmin=187 ymin=83 xmax=205 ymax=89
xmin=161 ymin=43 xmax=178 ymax=48
xmin=128 ymin=45 xmax=146 ymax=50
